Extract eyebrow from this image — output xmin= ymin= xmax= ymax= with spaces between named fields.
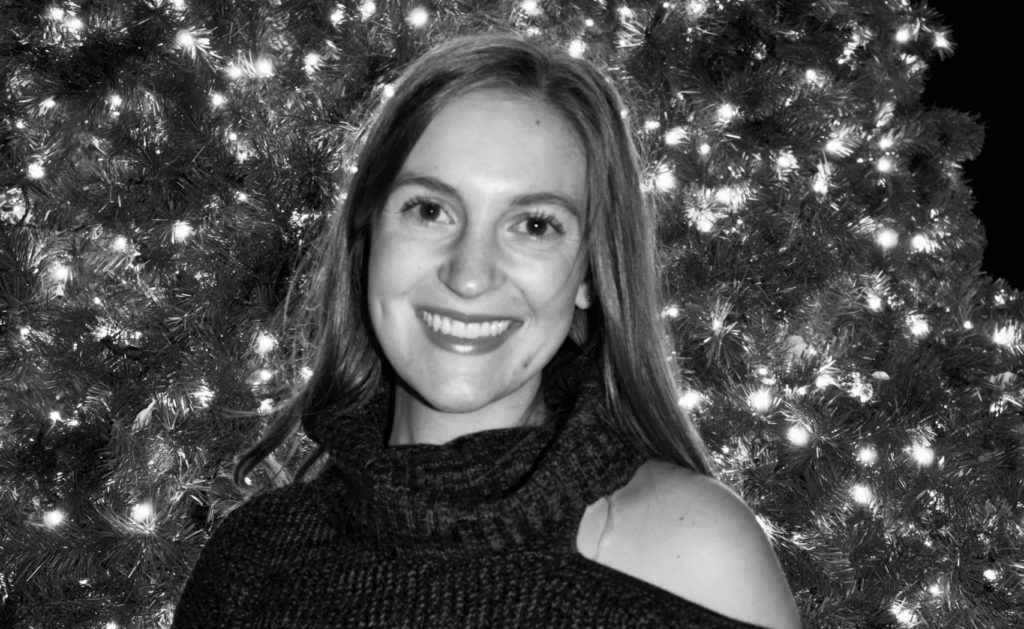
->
xmin=389 ymin=173 xmax=582 ymax=217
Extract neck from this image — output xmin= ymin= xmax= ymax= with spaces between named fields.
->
xmin=388 ymin=382 xmax=547 ymax=446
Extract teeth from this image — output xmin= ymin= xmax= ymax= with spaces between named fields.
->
xmin=421 ymin=312 xmax=512 ymax=339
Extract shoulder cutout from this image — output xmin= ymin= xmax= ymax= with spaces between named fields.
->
xmin=591 ymin=461 xmax=801 ymax=629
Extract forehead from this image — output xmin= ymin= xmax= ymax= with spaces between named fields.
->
xmin=397 ymin=90 xmax=588 ymax=208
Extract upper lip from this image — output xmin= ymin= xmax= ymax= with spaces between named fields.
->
xmin=416 ymin=306 xmax=520 ymax=323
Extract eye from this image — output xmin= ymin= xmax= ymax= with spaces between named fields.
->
xmin=399 ymin=197 xmax=453 ymax=225
xmin=515 ymin=212 xmax=565 ymax=238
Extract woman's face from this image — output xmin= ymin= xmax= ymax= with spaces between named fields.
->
xmin=367 ymin=90 xmax=590 ymax=425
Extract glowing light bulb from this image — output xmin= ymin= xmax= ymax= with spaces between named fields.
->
xmin=876 ymin=228 xmax=899 ymax=249
xmin=20 ymin=326 xmax=31 ymax=337
xmin=131 ymin=502 xmax=153 ymax=522
xmin=48 ymin=7 xmax=65 ymax=20
xmin=787 ymin=425 xmax=811 ymax=446
xmin=258 ymin=398 xmax=274 ymax=414
xmin=49 ymin=411 xmax=62 ymax=423
xmin=406 ymin=7 xmax=429 ymax=28
xmin=928 ymin=583 xmax=943 ymax=597
xmin=825 ymin=138 xmax=844 ymax=154
xmin=891 ymin=603 xmax=915 ymax=625
xmin=654 ymin=169 xmax=676 ymax=191
xmin=876 ymin=156 xmax=894 ymax=173
xmin=44 ymin=509 xmax=65 ymax=527
xmin=27 ymin=161 xmax=45 ymax=179
xmin=64 ymin=16 xmax=83 ymax=31
xmin=911 ymin=443 xmax=935 ymax=466
xmin=584 ymin=18 xmax=595 ymax=28
xmin=254 ymin=58 xmax=273 ymax=77
xmin=618 ymin=6 xmax=635 ymax=18
xmin=963 ymin=320 xmax=974 ymax=330
xmin=812 ymin=173 xmax=829 ymax=194
xmin=105 ymin=622 xmax=119 ymax=629
xmin=521 ymin=0 xmax=540 ymax=15
xmin=698 ymin=143 xmax=711 ymax=155
xmin=777 ymin=152 xmax=797 ymax=169
xmin=330 ymin=6 xmax=346 ymax=24
xmin=805 ymin=68 xmax=819 ymax=82
xmin=815 ymin=374 xmax=836 ymax=389
xmin=359 ymin=1 xmax=376 ymax=19
xmin=52 ymin=263 xmax=70 ymax=281
xmin=256 ymin=368 xmax=273 ymax=382
xmin=568 ymin=39 xmax=586 ymax=58
xmin=193 ymin=385 xmax=214 ymax=407
xmin=662 ymin=305 xmax=680 ymax=318
xmin=210 ymin=92 xmax=226 ymax=107
xmin=717 ymin=103 xmax=737 ymax=123
xmin=686 ymin=0 xmax=707 ymax=18
xmin=878 ymin=136 xmax=894 ymax=150
xmin=993 ymin=324 xmax=1019 ymax=346
xmin=866 ymin=294 xmax=883 ymax=311
xmin=910 ymin=234 xmax=933 ymax=251
xmin=850 ymin=484 xmax=873 ymax=505
xmin=664 ymin=126 xmax=686 ymax=145
xmin=175 ymin=29 xmax=195 ymax=49
xmin=172 ymin=221 xmax=193 ymax=243
xmin=226 ymin=64 xmax=243 ymax=80
xmin=300 ymin=366 xmax=314 ymax=381
xmin=304 ymin=52 xmax=321 ymax=73
xmin=381 ymin=83 xmax=395 ymax=100
xmin=895 ymin=27 xmax=912 ymax=43
xmin=255 ymin=332 xmax=277 ymax=354
xmin=857 ymin=446 xmax=877 ymax=466
xmin=644 ymin=119 xmax=661 ymax=131
xmin=907 ymin=314 xmax=930 ymax=338
xmin=678 ymin=390 xmax=702 ymax=409
xmin=933 ymin=32 xmax=951 ymax=50
xmin=748 ymin=389 xmax=773 ymax=414
xmin=983 ymin=568 xmax=998 ymax=581
xmin=109 ymin=94 xmax=123 ymax=108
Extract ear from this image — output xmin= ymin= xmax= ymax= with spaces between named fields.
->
xmin=575 ymin=281 xmax=592 ymax=310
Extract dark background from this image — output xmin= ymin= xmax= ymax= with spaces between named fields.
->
xmin=926 ymin=1 xmax=1018 ymax=289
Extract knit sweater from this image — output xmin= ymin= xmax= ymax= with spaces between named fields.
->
xmin=173 ymin=370 xmax=764 ymax=628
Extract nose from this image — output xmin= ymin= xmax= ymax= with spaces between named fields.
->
xmin=439 ymin=227 xmax=502 ymax=299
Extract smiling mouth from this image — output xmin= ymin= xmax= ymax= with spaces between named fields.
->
xmin=420 ymin=310 xmax=514 ymax=339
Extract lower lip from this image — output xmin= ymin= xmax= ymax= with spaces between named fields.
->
xmin=419 ymin=316 xmax=520 ymax=355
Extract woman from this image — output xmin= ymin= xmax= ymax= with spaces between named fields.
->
xmin=173 ymin=34 xmax=800 ymax=628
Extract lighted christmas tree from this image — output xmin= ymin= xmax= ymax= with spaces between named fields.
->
xmin=1 ymin=0 xmax=1021 ymax=627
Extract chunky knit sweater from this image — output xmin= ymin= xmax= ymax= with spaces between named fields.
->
xmin=173 ymin=370 xmax=764 ymax=628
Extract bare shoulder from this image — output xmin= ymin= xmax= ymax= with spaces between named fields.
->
xmin=596 ymin=460 xmax=801 ymax=629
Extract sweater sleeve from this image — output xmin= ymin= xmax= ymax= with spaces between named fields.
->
xmin=171 ymin=497 xmax=269 ymax=629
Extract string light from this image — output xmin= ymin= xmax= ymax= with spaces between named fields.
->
xmin=300 ymin=366 xmax=314 ymax=381
xmin=662 ymin=305 xmax=681 ymax=318
xmin=933 ymin=32 xmax=951 ymax=50
xmin=850 ymin=484 xmax=873 ymax=505
xmin=910 ymin=234 xmax=935 ymax=252
xmin=256 ymin=331 xmax=277 ymax=354
xmin=894 ymin=26 xmax=913 ymax=43
xmin=381 ymin=83 xmax=396 ymax=100
xmin=359 ymin=1 xmax=376 ymax=19
xmin=131 ymin=502 xmax=153 ymax=523
xmin=776 ymin=151 xmax=797 ymax=170
xmin=825 ymin=138 xmax=844 ymax=154
xmin=678 ymin=389 xmax=702 ymax=410
xmin=654 ymin=168 xmax=677 ymax=192
xmin=258 ymin=399 xmax=274 ymax=415
xmin=963 ymin=320 xmax=974 ymax=330
xmin=172 ymin=221 xmax=193 ymax=243
xmin=567 ymin=39 xmax=586 ymax=58
xmin=716 ymin=103 xmax=737 ymax=123
xmin=52 ymin=263 xmax=70 ymax=282
xmin=43 ymin=509 xmax=65 ymax=528
xmin=664 ymin=126 xmax=686 ymax=145
xmin=857 ymin=446 xmax=877 ymax=466
xmin=748 ymin=389 xmax=773 ymax=414
xmin=891 ymin=602 xmax=916 ymax=625
xmin=226 ymin=63 xmax=243 ymax=80
xmin=992 ymin=324 xmax=1020 ymax=346
xmin=108 ymin=94 xmax=122 ymax=108
xmin=911 ymin=442 xmax=935 ymax=466
xmin=406 ymin=7 xmax=429 ymax=28
xmin=27 ymin=161 xmax=45 ymax=179
xmin=175 ymin=28 xmax=196 ymax=49
xmin=698 ymin=142 xmax=711 ymax=155
xmin=815 ymin=374 xmax=836 ymax=388
xmin=928 ymin=583 xmax=943 ymax=597
xmin=330 ymin=6 xmax=346 ymax=24
xmin=210 ymin=92 xmax=226 ymax=107
xmin=47 ymin=6 xmax=65 ymax=20
xmin=787 ymin=425 xmax=811 ymax=446
xmin=254 ymin=57 xmax=274 ymax=77
xmin=907 ymin=314 xmax=930 ymax=338
xmin=193 ymin=385 xmax=214 ymax=408
xmin=644 ymin=119 xmax=661 ymax=132
xmin=876 ymin=156 xmax=894 ymax=173
xmin=876 ymin=228 xmax=899 ymax=249
xmin=304 ymin=52 xmax=321 ymax=74
xmin=20 ymin=326 xmax=31 ymax=338
xmin=866 ymin=294 xmax=883 ymax=311
xmin=521 ymin=0 xmax=541 ymax=16
xmin=983 ymin=568 xmax=999 ymax=582
xmin=256 ymin=368 xmax=273 ymax=382
xmin=49 ymin=411 xmax=62 ymax=423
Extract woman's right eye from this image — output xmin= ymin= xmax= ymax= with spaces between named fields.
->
xmin=400 ymin=198 xmax=453 ymax=225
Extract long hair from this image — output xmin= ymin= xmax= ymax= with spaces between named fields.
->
xmin=234 ymin=33 xmax=713 ymax=487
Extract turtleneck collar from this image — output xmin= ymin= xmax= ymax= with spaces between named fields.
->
xmin=305 ymin=356 xmax=646 ymax=556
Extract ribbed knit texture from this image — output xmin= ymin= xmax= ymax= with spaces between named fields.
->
xmin=173 ymin=360 xmax=765 ymax=628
